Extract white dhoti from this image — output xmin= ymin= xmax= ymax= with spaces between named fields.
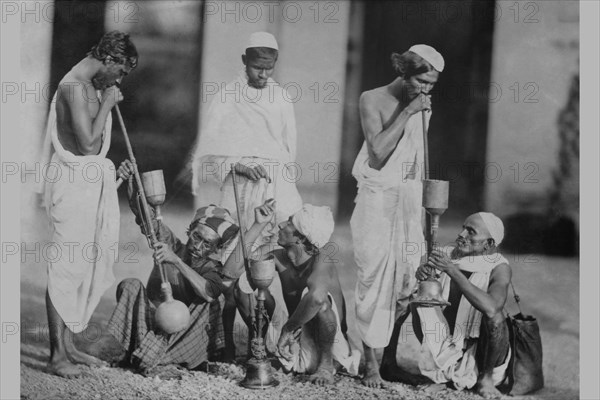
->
xmin=38 ymin=94 xmax=119 ymax=333
xmin=351 ymin=110 xmax=428 ymax=348
xmin=277 ymin=289 xmax=361 ymax=376
xmin=417 ymin=249 xmax=511 ymax=389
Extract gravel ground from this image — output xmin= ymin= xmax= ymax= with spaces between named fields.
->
xmin=20 ymin=199 xmax=579 ymax=400
xmin=21 ymin=343 xmax=539 ymax=400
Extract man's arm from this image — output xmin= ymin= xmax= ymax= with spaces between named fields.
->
xmin=360 ymin=91 xmax=427 ymax=170
xmin=220 ymin=200 xmax=276 ymax=285
xmin=153 ymin=244 xmax=218 ymax=302
xmin=60 ymin=83 xmax=121 ymax=155
xmin=427 ymin=249 xmax=512 ymax=317
xmin=446 ymin=263 xmax=511 ymax=317
xmin=281 ymin=255 xmax=331 ymax=332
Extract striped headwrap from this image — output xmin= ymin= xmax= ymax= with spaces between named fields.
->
xmin=191 ymin=205 xmax=239 ymax=244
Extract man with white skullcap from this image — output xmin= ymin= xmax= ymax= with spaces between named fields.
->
xmin=192 ymin=31 xmax=303 ymax=361
xmin=233 ymin=204 xmax=361 ymax=385
xmin=382 ymin=212 xmax=512 ymax=399
xmin=350 ymin=44 xmax=445 ymax=387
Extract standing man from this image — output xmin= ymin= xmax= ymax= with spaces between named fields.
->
xmin=350 ymin=45 xmax=444 ymax=387
xmin=38 ymin=31 xmax=138 ymax=378
xmin=192 ymin=32 xmax=302 ymax=361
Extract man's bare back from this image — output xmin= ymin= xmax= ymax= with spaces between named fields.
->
xmin=56 ymin=74 xmax=101 ymax=155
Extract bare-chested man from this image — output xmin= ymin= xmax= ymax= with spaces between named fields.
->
xmin=227 ymin=204 xmax=360 ymax=385
xmin=38 ymin=31 xmax=137 ymax=378
xmin=349 ymin=45 xmax=444 ymax=387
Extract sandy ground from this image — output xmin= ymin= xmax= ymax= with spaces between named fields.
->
xmin=20 ymin=197 xmax=579 ymax=399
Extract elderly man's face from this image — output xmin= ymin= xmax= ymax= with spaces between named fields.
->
xmin=187 ymin=223 xmax=220 ymax=260
xmin=243 ymin=55 xmax=276 ymax=89
xmin=404 ymin=70 xmax=439 ymax=100
xmin=455 ymin=214 xmax=492 ymax=257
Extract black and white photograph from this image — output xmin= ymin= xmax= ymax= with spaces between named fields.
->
xmin=1 ymin=1 xmax=598 ymax=399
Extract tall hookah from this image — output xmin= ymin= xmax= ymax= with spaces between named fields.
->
xmin=411 ymin=110 xmax=451 ymax=307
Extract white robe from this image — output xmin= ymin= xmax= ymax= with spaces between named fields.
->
xmin=191 ymin=71 xmax=302 ymax=245
xmin=37 ymin=93 xmax=119 ymax=333
xmin=351 ymin=110 xmax=428 ymax=348
xmin=417 ymin=248 xmax=511 ymax=389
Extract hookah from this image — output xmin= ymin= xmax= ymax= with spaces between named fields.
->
xmin=229 ymin=164 xmax=279 ymax=388
xmin=410 ymin=110 xmax=451 ymax=307
xmin=114 ymin=105 xmax=190 ymax=334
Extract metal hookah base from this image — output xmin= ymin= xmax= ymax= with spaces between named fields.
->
xmin=240 ymin=358 xmax=279 ymax=389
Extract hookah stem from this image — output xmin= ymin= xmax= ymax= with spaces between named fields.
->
xmin=230 ymin=164 xmax=256 ymax=332
xmin=230 ymin=165 xmax=252 ymax=278
xmin=422 ymin=110 xmax=429 ymax=180
xmin=422 ymin=110 xmax=432 ymax=254
xmin=115 ymin=105 xmax=167 ymax=284
xmin=422 ymin=110 xmax=435 ymax=276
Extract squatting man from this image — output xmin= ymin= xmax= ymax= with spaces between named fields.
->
xmin=230 ymin=204 xmax=361 ymax=385
xmin=107 ymin=160 xmax=278 ymax=376
xmin=382 ymin=212 xmax=512 ymax=400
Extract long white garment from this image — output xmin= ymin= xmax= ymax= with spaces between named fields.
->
xmin=417 ymin=248 xmax=511 ymax=389
xmin=191 ymin=71 xmax=302 ymax=247
xmin=38 ymin=93 xmax=119 ymax=333
xmin=351 ymin=110 xmax=428 ymax=348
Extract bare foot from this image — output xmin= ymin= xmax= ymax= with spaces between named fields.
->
xmin=309 ymin=368 xmax=335 ymax=386
xmin=362 ymin=360 xmax=387 ymax=388
xmin=47 ymin=359 xmax=82 ymax=379
xmin=67 ymin=347 xmax=108 ymax=368
xmin=475 ymin=380 xmax=504 ymax=399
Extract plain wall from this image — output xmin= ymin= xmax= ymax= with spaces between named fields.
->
xmin=485 ymin=0 xmax=579 ymax=219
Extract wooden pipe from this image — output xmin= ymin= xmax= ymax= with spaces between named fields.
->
xmin=114 ymin=105 xmax=190 ymax=334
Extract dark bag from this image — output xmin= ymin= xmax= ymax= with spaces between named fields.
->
xmin=504 ymin=283 xmax=544 ymax=395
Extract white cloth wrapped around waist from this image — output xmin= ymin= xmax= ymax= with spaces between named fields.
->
xmin=40 ymin=91 xmax=119 ymax=333
xmin=351 ymin=178 xmax=425 ymax=348
xmin=276 ymin=288 xmax=360 ymax=376
xmin=45 ymin=153 xmax=120 ymax=333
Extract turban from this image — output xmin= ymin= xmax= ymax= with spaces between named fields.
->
xmin=291 ymin=204 xmax=334 ymax=249
xmin=192 ymin=205 xmax=239 ymax=244
xmin=246 ymin=31 xmax=278 ymax=51
xmin=477 ymin=212 xmax=504 ymax=246
xmin=409 ymin=44 xmax=444 ymax=72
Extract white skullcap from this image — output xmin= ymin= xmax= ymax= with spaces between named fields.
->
xmin=246 ymin=31 xmax=279 ymax=51
xmin=477 ymin=212 xmax=504 ymax=246
xmin=291 ymin=204 xmax=334 ymax=248
xmin=409 ymin=44 xmax=444 ymax=72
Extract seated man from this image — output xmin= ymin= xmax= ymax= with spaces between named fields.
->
xmin=229 ymin=204 xmax=360 ymax=385
xmin=108 ymin=161 xmax=275 ymax=376
xmin=381 ymin=212 xmax=511 ymax=399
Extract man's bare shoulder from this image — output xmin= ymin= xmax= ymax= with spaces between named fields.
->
xmin=360 ymin=86 xmax=395 ymax=110
xmin=56 ymin=72 xmax=93 ymax=103
xmin=490 ymin=262 xmax=512 ymax=283
xmin=360 ymin=86 xmax=388 ymax=101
